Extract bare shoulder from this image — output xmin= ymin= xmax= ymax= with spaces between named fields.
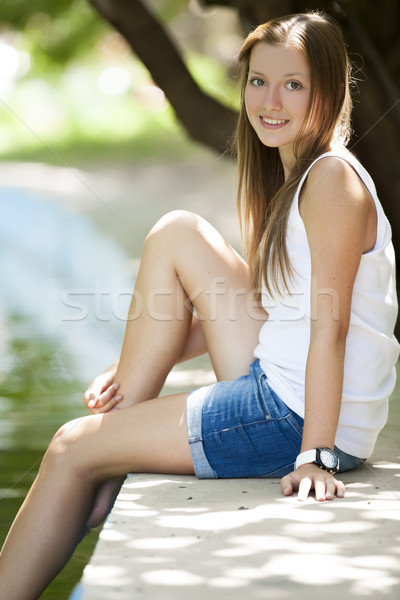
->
xmin=300 ymin=155 xmax=377 ymax=253
xmin=301 ymin=155 xmax=372 ymax=211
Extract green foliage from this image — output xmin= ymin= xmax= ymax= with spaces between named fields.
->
xmin=0 ymin=0 xmax=240 ymax=162
xmin=0 ymin=0 xmax=202 ymax=72
xmin=0 ymin=0 xmax=74 ymax=24
xmin=147 ymin=0 xmax=192 ymax=21
xmin=0 ymin=0 xmax=107 ymax=71
xmin=0 ymin=0 xmax=188 ymax=161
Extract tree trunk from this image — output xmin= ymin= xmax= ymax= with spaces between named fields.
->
xmin=202 ymin=0 xmax=295 ymax=32
xmin=335 ymin=4 xmax=400 ymax=288
xmin=90 ymin=0 xmax=237 ymax=153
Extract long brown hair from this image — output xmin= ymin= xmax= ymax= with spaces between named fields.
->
xmin=233 ymin=12 xmax=353 ymax=296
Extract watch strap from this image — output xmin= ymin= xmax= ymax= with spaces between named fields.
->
xmin=295 ymin=449 xmax=317 ymax=470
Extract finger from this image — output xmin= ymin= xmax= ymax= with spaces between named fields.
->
xmin=83 ymin=389 xmax=95 ymax=407
xmin=281 ymin=474 xmax=294 ymax=496
xmin=297 ymin=475 xmax=312 ymax=501
xmin=324 ymin=476 xmax=341 ymax=501
xmin=95 ymin=383 xmax=120 ymax=408
xmin=93 ymin=395 xmax=123 ymax=414
xmin=98 ymin=375 xmax=116 ymax=395
xmin=315 ymin=477 xmax=328 ymax=502
xmin=87 ymin=394 xmax=99 ymax=410
xmin=84 ymin=373 xmax=116 ymax=407
xmin=85 ymin=392 xmax=97 ymax=409
xmin=88 ymin=383 xmax=120 ymax=409
xmin=90 ymin=377 xmax=115 ymax=401
xmin=335 ymin=478 xmax=346 ymax=498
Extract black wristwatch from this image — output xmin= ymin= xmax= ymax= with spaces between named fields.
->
xmin=295 ymin=447 xmax=340 ymax=474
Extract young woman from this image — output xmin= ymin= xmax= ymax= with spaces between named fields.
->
xmin=1 ymin=11 xmax=398 ymax=599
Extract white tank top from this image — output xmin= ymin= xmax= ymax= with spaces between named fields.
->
xmin=254 ymin=147 xmax=399 ymax=458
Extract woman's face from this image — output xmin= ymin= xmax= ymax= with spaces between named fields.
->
xmin=245 ymin=42 xmax=312 ymax=162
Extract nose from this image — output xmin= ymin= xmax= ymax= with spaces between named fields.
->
xmin=264 ymin=85 xmax=282 ymax=111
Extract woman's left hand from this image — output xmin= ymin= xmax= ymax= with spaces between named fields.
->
xmin=280 ymin=464 xmax=345 ymax=501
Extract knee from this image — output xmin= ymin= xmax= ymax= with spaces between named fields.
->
xmin=146 ymin=210 xmax=202 ymax=245
xmin=43 ymin=416 xmax=93 ymax=471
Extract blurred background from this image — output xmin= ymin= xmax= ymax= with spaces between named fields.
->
xmin=0 ymin=1 xmax=399 ymax=598
xmin=0 ymin=0 xmax=241 ymax=161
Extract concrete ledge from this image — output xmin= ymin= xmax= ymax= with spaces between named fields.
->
xmin=76 ymin=472 xmax=400 ymax=598
xmin=76 ymin=393 xmax=400 ymax=599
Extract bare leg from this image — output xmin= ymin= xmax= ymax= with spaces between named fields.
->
xmin=0 ymin=394 xmax=192 ymax=600
xmin=114 ymin=210 xmax=267 ymax=408
xmin=0 ymin=211 xmax=267 ymax=598
xmin=87 ymin=211 xmax=267 ymax=527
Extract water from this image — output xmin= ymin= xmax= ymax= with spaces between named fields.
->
xmin=0 ymin=323 xmax=100 ymax=599
xmin=0 ymin=187 xmax=139 ymax=598
xmin=0 ymin=185 xmax=215 ymax=597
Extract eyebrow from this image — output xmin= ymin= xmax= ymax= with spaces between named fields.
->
xmin=249 ymin=70 xmax=306 ymax=78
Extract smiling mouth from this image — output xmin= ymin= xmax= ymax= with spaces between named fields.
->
xmin=261 ymin=117 xmax=289 ymax=126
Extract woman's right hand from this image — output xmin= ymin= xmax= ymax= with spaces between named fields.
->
xmin=83 ymin=362 xmax=123 ymax=414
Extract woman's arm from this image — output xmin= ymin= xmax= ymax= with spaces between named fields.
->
xmin=83 ymin=315 xmax=207 ymax=414
xmin=281 ymin=156 xmax=377 ymax=501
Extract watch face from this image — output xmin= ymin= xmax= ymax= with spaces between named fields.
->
xmin=320 ymin=449 xmax=337 ymax=469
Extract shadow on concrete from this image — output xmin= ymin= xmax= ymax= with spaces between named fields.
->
xmin=78 ymin=452 xmax=399 ymax=599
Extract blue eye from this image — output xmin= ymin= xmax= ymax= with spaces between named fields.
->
xmin=249 ymin=78 xmax=265 ymax=87
xmin=286 ymin=81 xmax=302 ymax=91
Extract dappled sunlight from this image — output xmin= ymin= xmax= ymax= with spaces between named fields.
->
xmin=228 ymin=553 xmax=400 ymax=589
xmin=83 ymin=564 xmax=133 ymax=587
xmin=99 ymin=528 xmax=130 ymax=543
xmin=97 ymin=67 xmax=131 ymax=96
xmin=165 ymin=507 xmax=208 ymax=513
xmin=0 ymin=39 xmax=30 ymax=96
xmin=141 ymin=569 xmax=205 ymax=586
xmin=80 ymin=469 xmax=400 ymax=599
xmin=127 ymin=536 xmax=201 ymax=551
xmin=285 ymin=519 xmax=376 ymax=536
xmin=371 ymin=461 xmax=400 ymax=469
xmin=208 ymin=576 xmax=248 ymax=588
xmin=157 ymin=502 xmax=335 ymax=531
xmin=135 ymin=556 xmax=171 ymax=565
xmin=112 ymin=508 xmax=158 ymax=518
xmin=215 ymin=535 xmax=339 ymax=557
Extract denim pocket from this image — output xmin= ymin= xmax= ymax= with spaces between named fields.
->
xmin=257 ymin=369 xmax=292 ymax=421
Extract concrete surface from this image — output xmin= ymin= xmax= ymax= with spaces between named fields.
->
xmin=76 ymin=379 xmax=400 ymax=600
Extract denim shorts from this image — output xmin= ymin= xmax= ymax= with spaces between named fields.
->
xmin=186 ymin=360 xmax=365 ymax=479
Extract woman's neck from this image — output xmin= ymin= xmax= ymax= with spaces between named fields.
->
xmin=279 ymin=142 xmax=338 ymax=181
xmin=278 ymin=146 xmax=296 ymax=181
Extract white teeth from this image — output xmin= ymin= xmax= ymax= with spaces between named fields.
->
xmin=262 ymin=118 xmax=287 ymax=125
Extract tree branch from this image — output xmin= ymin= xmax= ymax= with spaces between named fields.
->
xmin=90 ymin=0 xmax=237 ymax=153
